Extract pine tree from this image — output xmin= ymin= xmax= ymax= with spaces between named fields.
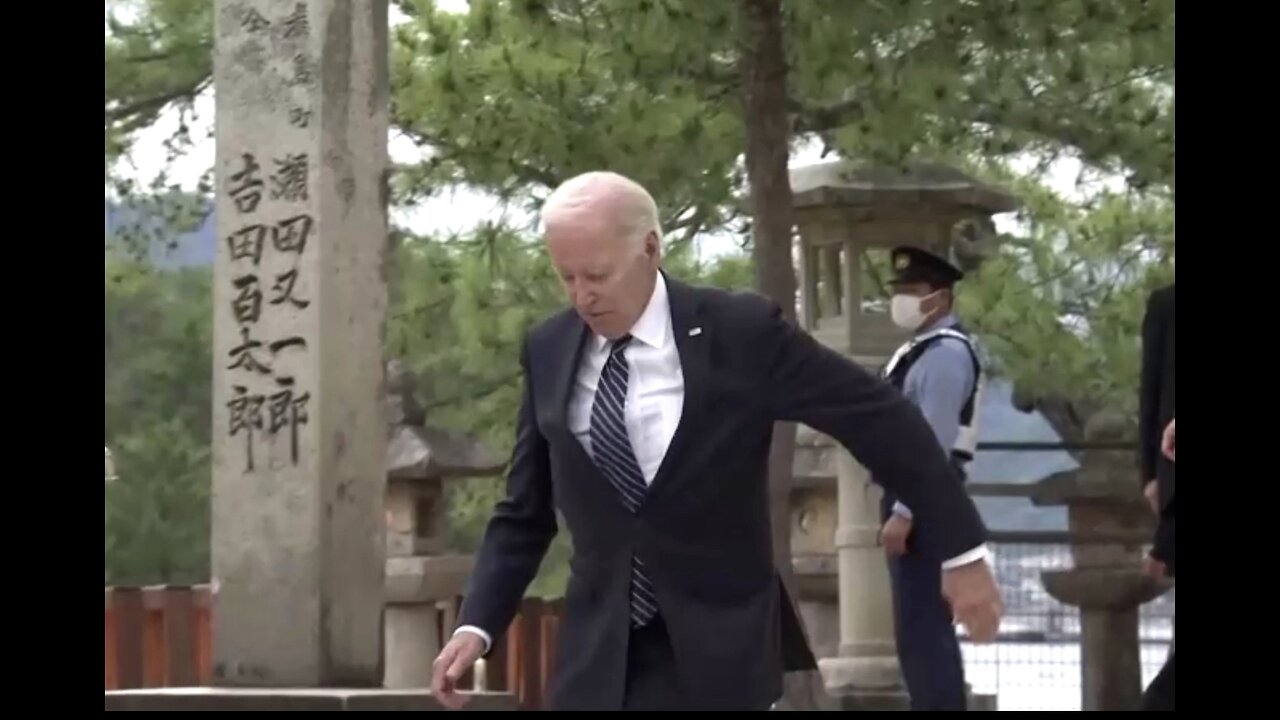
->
xmin=105 ymin=5 xmax=1173 ymax=698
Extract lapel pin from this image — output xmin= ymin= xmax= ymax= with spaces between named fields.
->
xmin=689 ymin=327 xmax=703 ymax=337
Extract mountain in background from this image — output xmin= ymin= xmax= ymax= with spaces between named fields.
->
xmin=105 ymin=199 xmax=216 ymax=268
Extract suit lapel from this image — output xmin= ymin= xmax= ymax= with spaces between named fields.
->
xmin=647 ymin=274 xmax=709 ymax=499
xmin=550 ymin=312 xmax=590 ymax=432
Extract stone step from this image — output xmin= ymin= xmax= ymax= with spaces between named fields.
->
xmin=104 ymin=688 xmax=516 ymax=712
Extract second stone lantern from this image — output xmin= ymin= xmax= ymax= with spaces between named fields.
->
xmin=785 ymin=160 xmax=1019 ymax=710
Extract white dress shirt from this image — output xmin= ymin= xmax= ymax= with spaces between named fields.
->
xmin=566 ymin=273 xmax=684 ymax=486
xmin=454 ymin=274 xmax=986 ymax=652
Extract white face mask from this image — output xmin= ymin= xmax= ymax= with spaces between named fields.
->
xmin=890 ymin=292 xmax=935 ymax=331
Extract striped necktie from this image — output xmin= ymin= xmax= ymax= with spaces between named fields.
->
xmin=588 ymin=335 xmax=658 ymax=627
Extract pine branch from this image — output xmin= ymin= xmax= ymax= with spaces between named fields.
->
xmin=791 ymin=97 xmax=863 ymax=134
xmin=791 ymin=67 xmax=1171 ymax=180
xmin=107 ymin=77 xmax=212 ymax=124
xmin=668 ymin=205 xmax=711 ymax=250
xmin=398 ymin=126 xmax=563 ymax=190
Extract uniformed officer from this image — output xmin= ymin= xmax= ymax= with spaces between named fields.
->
xmin=878 ymin=245 xmax=986 ymax=711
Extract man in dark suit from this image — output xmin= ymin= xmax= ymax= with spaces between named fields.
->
xmin=1148 ymin=418 xmax=1175 ymax=577
xmin=1139 ymin=283 xmax=1175 ymax=535
xmin=1137 ymin=283 xmax=1174 ymax=711
xmin=429 ymin=172 xmax=1003 ymax=711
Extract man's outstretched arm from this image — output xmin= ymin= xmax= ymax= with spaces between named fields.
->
xmin=758 ymin=303 xmax=987 ymax=565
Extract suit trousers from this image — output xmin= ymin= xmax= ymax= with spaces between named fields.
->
xmin=1142 ymin=649 xmax=1174 ymax=710
xmin=621 ymin=615 xmax=774 ymax=711
xmin=622 ymin=615 xmax=692 ymax=710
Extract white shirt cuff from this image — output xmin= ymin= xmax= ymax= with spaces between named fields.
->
xmin=892 ymin=501 xmax=912 ymax=519
xmin=453 ymin=625 xmax=493 ymax=654
xmin=941 ymin=543 xmax=990 ymax=570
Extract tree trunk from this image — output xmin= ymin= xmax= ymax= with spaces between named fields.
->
xmin=738 ymin=0 xmax=831 ymax=710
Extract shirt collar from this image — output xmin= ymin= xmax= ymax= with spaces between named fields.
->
xmin=592 ymin=273 xmax=672 ymax=352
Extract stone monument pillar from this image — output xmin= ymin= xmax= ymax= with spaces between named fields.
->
xmin=788 ymin=161 xmax=1018 ymax=710
xmin=209 ymin=0 xmax=389 ymax=688
xmin=105 ymin=5 xmax=518 ymax=708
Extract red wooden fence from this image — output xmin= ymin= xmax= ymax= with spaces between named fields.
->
xmin=105 ymin=586 xmax=214 ymax=689
xmin=104 ymin=586 xmax=563 ymax=710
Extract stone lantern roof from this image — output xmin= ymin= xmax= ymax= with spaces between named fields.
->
xmin=789 ymin=160 xmax=1021 ymax=215
xmin=384 ymin=360 xmax=505 ymax=480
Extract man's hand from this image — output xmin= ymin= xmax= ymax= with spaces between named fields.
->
xmin=942 ymin=559 xmax=1003 ymax=643
xmin=1143 ymin=480 xmax=1160 ymax=515
xmin=1161 ymin=418 xmax=1175 ymax=462
xmin=431 ymin=632 xmax=486 ymax=710
xmin=879 ymin=514 xmax=913 ymax=557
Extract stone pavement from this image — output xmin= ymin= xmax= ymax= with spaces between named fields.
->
xmin=104 ymin=688 xmax=517 ymax=711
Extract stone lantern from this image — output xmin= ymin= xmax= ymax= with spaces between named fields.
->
xmin=787 ymin=160 xmax=1019 ymax=709
xmin=381 ymin=360 xmax=505 ymax=689
xmin=1028 ymin=409 xmax=1170 ymax=711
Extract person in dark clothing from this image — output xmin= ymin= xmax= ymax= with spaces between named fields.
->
xmin=1137 ymin=283 xmax=1174 ymax=711
xmin=1138 ymin=283 xmax=1175 ymax=552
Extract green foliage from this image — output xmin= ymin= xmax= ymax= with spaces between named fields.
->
xmin=105 ymin=252 xmax=213 ymax=448
xmin=386 ymin=0 xmax=1174 ymax=417
xmin=106 ymin=418 xmax=212 ymax=586
xmin=106 ymin=0 xmax=214 ymax=260
xmin=105 ymin=0 xmax=213 ymax=173
xmin=387 ymin=225 xmax=563 ymax=594
xmin=793 ymin=0 xmax=1174 ymax=188
xmin=103 ymin=0 xmax=1175 ymax=589
xmin=105 ymin=252 xmax=213 ymax=585
xmin=957 ymin=170 xmax=1174 ymax=421
xmin=390 ymin=0 xmax=746 ymax=244
xmin=105 ymin=0 xmax=1175 ymax=412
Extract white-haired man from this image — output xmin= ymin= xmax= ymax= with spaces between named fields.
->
xmin=430 ymin=171 xmax=1002 ymax=710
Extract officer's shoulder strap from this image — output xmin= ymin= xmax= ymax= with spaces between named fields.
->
xmin=883 ymin=326 xmax=984 ymax=379
xmin=912 ymin=327 xmax=983 ymax=376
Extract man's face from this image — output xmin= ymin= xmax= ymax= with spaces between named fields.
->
xmin=545 ymin=212 xmax=661 ymax=339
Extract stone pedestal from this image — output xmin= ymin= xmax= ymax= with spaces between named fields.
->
xmin=1080 ymin=604 xmax=1140 ymax=711
xmin=818 ymin=453 xmax=907 ymax=707
xmin=1042 ymin=569 xmax=1165 ymax=711
xmin=383 ymin=606 xmax=441 ymax=690
xmin=790 ymin=426 xmax=839 ymax=660
xmin=383 ymin=555 xmax=477 ymax=688
xmin=104 ymin=688 xmax=516 ymax=711
xmin=210 ymin=0 xmax=390 ymax=688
